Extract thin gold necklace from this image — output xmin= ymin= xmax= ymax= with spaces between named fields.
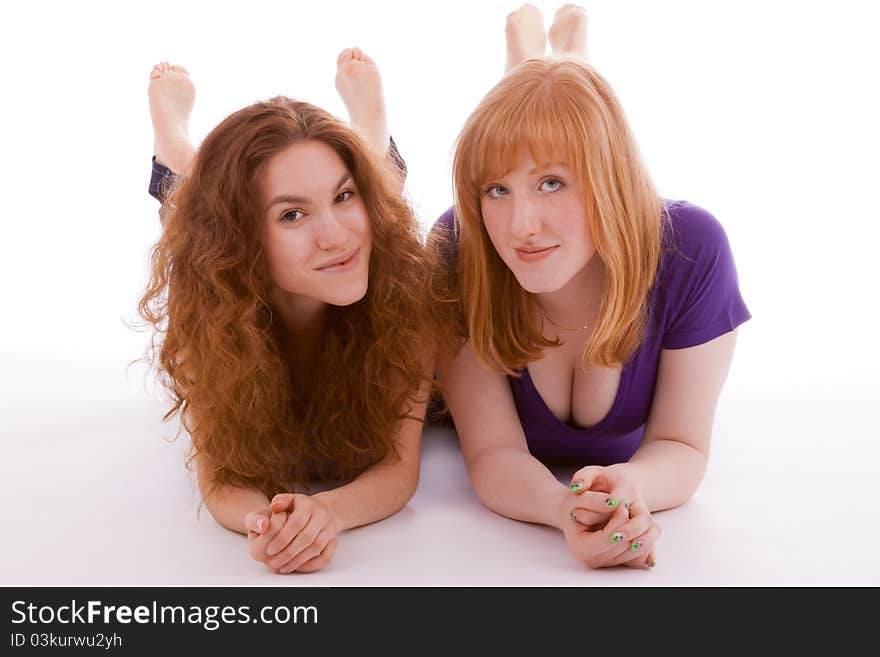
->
xmin=539 ymin=306 xmax=590 ymax=332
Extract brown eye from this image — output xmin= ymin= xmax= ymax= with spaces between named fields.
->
xmin=281 ymin=209 xmax=303 ymax=222
xmin=335 ymin=190 xmax=354 ymax=203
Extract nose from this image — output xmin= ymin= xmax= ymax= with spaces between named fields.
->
xmin=315 ymin=209 xmax=349 ymax=251
xmin=509 ymin=196 xmax=541 ymax=241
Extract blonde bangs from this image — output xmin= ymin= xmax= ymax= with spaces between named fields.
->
xmin=457 ymin=76 xmax=590 ymax=194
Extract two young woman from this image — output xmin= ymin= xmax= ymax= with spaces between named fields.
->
xmin=140 ymin=5 xmax=749 ymax=573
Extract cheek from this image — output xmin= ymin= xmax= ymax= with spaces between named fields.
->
xmin=480 ymin=203 xmax=507 ymax=251
xmin=353 ymin=205 xmax=372 ymax=243
xmin=263 ymin=230 xmax=312 ymax=282
xmin=556 ymin=202 xmax=593 ymax=252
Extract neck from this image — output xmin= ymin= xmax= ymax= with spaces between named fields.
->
xmin=535 ymin=255 xmax=604 ymax=327
xmin=271 ymin=288 xmax=327 ymax=355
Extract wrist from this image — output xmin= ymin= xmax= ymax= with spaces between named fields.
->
xmin=548 ymin=485 xmax=575 ymax=531
xmin=312 ymin=491 xmax=344 ymax=533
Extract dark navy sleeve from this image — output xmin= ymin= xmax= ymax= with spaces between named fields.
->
xmin=661 ymin=202 xmax=751 ymax=349
xmin=148 ymin=156 xmax=177 ymax=204
xmin=387 ymin=135 xmax=407 ymax=179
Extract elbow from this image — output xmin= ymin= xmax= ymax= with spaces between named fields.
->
xmin=462 ymin=447 xmax=506 ymax=507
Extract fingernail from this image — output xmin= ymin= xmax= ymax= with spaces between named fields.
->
xmin=256 ymin=518 xmax=266 ymax=532
xmin=605 ymin=496 xmax=618 ymax=508
xmin=269 ymin=558 xmax=283 ymax=568
xmin=630 ymin=540 xmax=643 ymax=553
xmin=570 ymin=511 xmax=577 ymax=521
xmin=570 ymin=481 xmax=583 ymax=492
xmin=610 ymin=532 xmax=624 ymax=544
xmin=621 ymin=498 xmax=630 ymax=508
xmin=649 ymin=559 xmax=656 ymax=568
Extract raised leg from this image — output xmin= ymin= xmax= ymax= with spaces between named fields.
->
xmin=148 ymin=62 xmax=197 ymax=177
xmin=548 ymin=4 xmax=589 ymax=60
xmin=334 ymin=48 xmax=391 ymax=159
xmin=505 ymin=4 xmax=547 ymax=73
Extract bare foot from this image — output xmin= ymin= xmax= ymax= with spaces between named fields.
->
xmin=505 ymin=4 xmax=547 ymax=73
xmin=334 ymin=48 xmax=390 ymax=158
xmin=148 ymin=62 xmax=197 ymax=177
xmin=548 ymin=4 xmax=589 ymax=59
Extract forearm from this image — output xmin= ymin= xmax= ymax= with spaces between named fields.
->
xmin=313 ymin=457 xmax=418 ymax=532
xmin=201 ymin=482 xmax=270 ymax=535
xmin=609 ymin=439 xmax=708 ymax=512
xmin=467 ymin=446 xmax=570 ymax=530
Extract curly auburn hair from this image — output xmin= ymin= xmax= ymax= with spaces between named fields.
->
xmin=138 ymin=97 xmax=432 ymax=499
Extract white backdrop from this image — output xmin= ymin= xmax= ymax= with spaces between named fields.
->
xmin=1 ymin=0 xmax=878 ymax=586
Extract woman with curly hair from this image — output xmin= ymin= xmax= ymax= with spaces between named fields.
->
xmin=429 ymin=5 xmax=751 ymax=570
xmin=139 ymin=49 xmax=433 ymax=574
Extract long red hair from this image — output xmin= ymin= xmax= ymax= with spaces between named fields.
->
xmin=436 ymin=57 xmax=664 ymax=373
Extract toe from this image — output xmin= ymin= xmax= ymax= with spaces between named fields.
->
xmin=170 ymin=64 xmax=190 ymax=76
xmin=336 ymin=48 xmax=355 ymax=67
xmin=352 ymin=48 xmax=373 ymax=64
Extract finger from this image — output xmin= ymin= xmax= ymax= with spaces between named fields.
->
xmin=572 ymin=490 xmax=625 ymax=513
xmin=624 ymin=551 xmax=657 ymax=570
xmin=269 ymin=515 xmax=323 ymax=569
xmin=596 ymin=501 xmax=637 ymax=560
xmin=272 ymin=516 xmax=329 ymax=570
xmin=616 ymin=499 xmax=656 ymax=544
xmin=280 ymin=528 xmax=334 ymax=574
xmin=270 ymin=493 xmax=297 ymax=513
xmin=249 ymin=512 xmax=288 ymax=562
xmin=612 ymin=510 xmax=653 ymax=547
xmin=609 ymin=523 xmax=661 ymax=567
xmin=569 ymin=466 xmax=606 ymax=493
xmin=296 ymin=538 xmax=338 ymax=574
xmin=570 ymin=507 xmax=610 ymax=528
xmin=266 ymin=504 xmax=311 ymax=557
xmin=573 ymin=501 xmax=631 ymax=567
xmin=244 ymin=510 xmax=271 ymax=534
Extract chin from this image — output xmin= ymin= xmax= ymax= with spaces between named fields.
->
xmin=511 ymin=271 xmax=566 ymax=295
xmin=326 ymin=280 xmax=369 ymax=307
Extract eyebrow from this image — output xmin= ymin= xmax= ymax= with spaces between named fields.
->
xmin=264 ymin=173 xmax=353 ymax=212
xmin=528 ymin=163 xmax=569 ymax=175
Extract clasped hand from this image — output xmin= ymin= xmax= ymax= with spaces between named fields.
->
xmin=243 ymin=493 xmax=339 ymax=574
xmin=562 ymin=465 xmax=660 ymax=569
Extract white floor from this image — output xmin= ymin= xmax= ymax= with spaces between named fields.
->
xmin=1 ymin=351 xmax=878 ymax=587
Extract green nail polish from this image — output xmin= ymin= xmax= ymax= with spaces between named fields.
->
xmin=610 ymin=532 xmax=624 ymax=544
xmin=649 ymin=559 xmax=656 ymax=568
xmin=605 ymin=496 xmax=618 ymax=508
xmin=570 ymin=481 xmax=583 ymax=492
xmin=630 ymin=540 xmax=643 ymax=553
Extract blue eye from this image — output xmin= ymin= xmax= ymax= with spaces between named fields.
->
xmin=280 ymin=209 xmax=303 ymax=223
xmin=485 ymin=185 xmax=508 ymax=199
xmin=335 ymin=190 xmax=354 ymax=203
xmin=539 ymin=178 xmax=564 ymax=192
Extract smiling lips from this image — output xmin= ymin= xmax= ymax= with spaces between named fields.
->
xmin=514 ymin=245 xmax=558 ymax=262
xmin=315 ymin=247 xmax=360 ymax=272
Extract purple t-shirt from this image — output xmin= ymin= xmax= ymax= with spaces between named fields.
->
xmin=431 ymin=200 xmax=751 ymax=466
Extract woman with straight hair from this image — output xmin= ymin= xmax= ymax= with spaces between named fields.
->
xmin=140 ymin=49 xmax=434 ymax=574
xmin=430 ymin=5 xmax=751 ymax=569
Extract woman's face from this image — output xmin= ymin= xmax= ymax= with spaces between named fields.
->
xmin=260 ymin=140 xmax=372 ymax=307
xmin=480 ymin=152 xmax=595 ymax=294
